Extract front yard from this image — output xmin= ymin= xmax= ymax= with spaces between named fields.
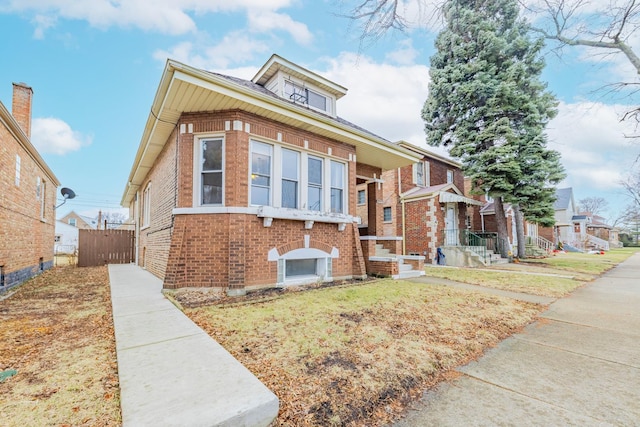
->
xmin=0 ymin=266 xmax=120 ymax=427
xmin=0 ymin=248 xmax=636 ymax=426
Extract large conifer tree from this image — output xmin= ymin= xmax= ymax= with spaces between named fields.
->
xmin=423 ymin=0 xmax=564 ymax=257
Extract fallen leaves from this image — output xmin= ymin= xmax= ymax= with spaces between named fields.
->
xmin=0 ymin=266 xmax=121 ymax=427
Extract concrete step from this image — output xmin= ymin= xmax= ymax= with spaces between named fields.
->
xmin=399 ymin=263 xmax=413 ymax=272
xmin=376 ymin=248 xmax=392 ymax=256
xmin=398 ymin=270 xmax=425 ymax=279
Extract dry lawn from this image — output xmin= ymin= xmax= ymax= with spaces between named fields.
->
xmin=0 ymin=266 xmax=120 ymax=427
xmin=423 ymin=267 xmax=584 ymax=297
xmin=522 ymin=248 xmax=638 ymax=275
xmin=180 ymin=279 xmax=543 ymax=426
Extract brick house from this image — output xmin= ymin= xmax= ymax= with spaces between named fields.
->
xmin=121 ymin=55 xmax=422 ymax=293
xmin=0 ymin=83 xmax=60 ymax=290
xmin=357 ymin=142 xmax=482 ymax=266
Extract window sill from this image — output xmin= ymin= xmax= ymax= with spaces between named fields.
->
xmin=257 ymin=206 xmax=359 ymax=230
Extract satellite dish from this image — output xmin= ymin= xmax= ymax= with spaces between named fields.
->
xmin=54 ymin=187 xmax=77 ymax=209
xmin=61 ymin=187 xmax=76 ymax=200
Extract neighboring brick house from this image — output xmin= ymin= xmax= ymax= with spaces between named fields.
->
xmin=0 ymin=83 xmax=60 ymax=290
xmin=357 ymin=142 xmax=482 ymax=264
xmin=58 ymin=210 xmax=97 ymax=229
xmin=121 ymin=55 xmax=421 ymax=293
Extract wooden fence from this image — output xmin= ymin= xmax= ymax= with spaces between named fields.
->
xmin=78 ymin=229 xmax=135 ymax=267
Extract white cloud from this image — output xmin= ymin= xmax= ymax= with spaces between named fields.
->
xmin=546 ymin=101 xmax=639 ymax=209
xmin=319 ymin=52 xmax=430 ymax=146
xmin=31 ymin=117 xmax=92 ymax=155
xmin=6 ymin=0 xmax=306 ymax=38
xmin=247 ymin=10 xmax=313 ymax=45
xmin=385 ymin=39 xmax=419 ymax=65
xmin=153 ymin=32 xmax=270 ymax=70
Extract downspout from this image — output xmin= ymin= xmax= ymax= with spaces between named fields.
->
xmin=398 ymin=168 xmax=406 ymax=255
xmin=402 ymin=199 xmax=406 ymax=255
xmin=481 ymin=211 xmax=485 ymax=232
xmin=134 ymin=191 xmax=140 ymax=265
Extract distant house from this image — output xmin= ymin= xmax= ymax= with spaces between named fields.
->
xmin=54 ymin=220 xmax=79 ymax=254
xmin=121 ymin=55 xmax=422 ymax=294
xmin=58 ymin=210 xmax=97 ymax=230
xmin=0 ymin=83 xmax=60 ymax=290
xmin=357 ymin=142 xmax=482 ymax=267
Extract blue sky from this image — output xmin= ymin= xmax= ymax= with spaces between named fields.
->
xmin=1 ymin=0 xmax=638 ymax=222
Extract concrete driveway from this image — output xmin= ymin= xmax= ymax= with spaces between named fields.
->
xmin=392 ymin=253 xmax=640 ymax=426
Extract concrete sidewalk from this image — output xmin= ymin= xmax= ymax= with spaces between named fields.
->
xmin=393 ymin=253 xmax=640 ymax=426
xmin=108 ymin=264 xmax=279 ymax=427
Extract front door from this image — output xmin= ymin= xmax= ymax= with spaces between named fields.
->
xmin=444 ymin=204 xmax=458 ymax=245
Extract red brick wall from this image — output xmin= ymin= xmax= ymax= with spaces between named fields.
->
xmin=135 ymin=109 xmax=372 ymax=289
xmin=136 ymin=127 xmax=178 ymax=281
xmin=0 ymin=106 xmax=57 ymax=288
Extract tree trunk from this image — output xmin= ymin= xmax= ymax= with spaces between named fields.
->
xmin=493 ymin=196 xmax=511 ymax=258
xmin=513 ymin=204 xmax=526 ymax=259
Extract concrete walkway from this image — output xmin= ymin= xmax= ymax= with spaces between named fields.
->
xmin=108 ymin=264 xmax=279 ymax=427
xmin=393 ymin=253 xmax=640 ymax=426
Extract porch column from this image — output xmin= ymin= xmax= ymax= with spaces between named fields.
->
xmin=367 ymin=181 xmax=381 ymax=236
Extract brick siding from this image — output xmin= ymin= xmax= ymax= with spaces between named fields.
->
xmin=1 ymin=100 xmax=57 ymax=290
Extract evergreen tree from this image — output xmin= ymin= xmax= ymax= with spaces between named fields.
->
xmin=423 ymin=0 xmax=564 ymax=257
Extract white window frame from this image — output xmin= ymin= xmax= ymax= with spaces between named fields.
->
xmin=69 ymin=218 xmax=76 ymax=227
xmin=281 ymin=148 xmax=300 ymax=209
xmin=383 ymin=206 xmax=392 ymax=222
xmin=330 ymin=160 xmax=346 ymax=214
xmin=357 ymin=189 xmax=366 ymax=205
xmin=142 ymin=182 xmax=151 ymax=228
xmin=248 ymin=138 xmax=348 ymax=215
xmin=447 ymin=169 xmax=454 ymax=184
xmin=15 ymin=155 xmax=21 ymax=187
xmin=284 ymin=80 xmax=329 ymax=113
xmin=196 ymin=136 xmax=225 ymax=207
xmin=307 ymin=154 xmax=324 ymax=211
xmin=39 ymin=179 xmax=46 ymax=220
xmin=250 ymin=140 xmax=274 ymax=207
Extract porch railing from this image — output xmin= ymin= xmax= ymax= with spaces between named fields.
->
xmin=525 ymin=235 xmax=554 ymax=253
xmin=585 ymin=234 xmax=610 ymax=251
xmin=442 ymin=229 xmax=490 ymax=263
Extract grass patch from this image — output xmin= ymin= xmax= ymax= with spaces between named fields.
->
xmin=423 ymin=268 xmax=585 ymax=297
xmin=523 ymin=248 xmax=639 ymax=275
xmin=0 ymin=266 xmax=120 ymax=427
xmin=186 ymin=279 xmax=542 ymax=426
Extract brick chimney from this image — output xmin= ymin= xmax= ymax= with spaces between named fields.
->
xmin=12 ymin=82 xmax=33 ymax=138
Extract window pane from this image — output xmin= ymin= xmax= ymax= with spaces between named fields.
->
xmin=330 ymin=161 xmax=345 ymax=213
xmin=307 ymin=90 xmax=327 ymax=111
xmin=282 ymin=180 xmax=298 ymax=208
xmin=331 ymin=188 xmax=343 ymax=213
xmin=251 ymin=186 xmax=270 ymax=206
xmin=251 ymin=141 xmax=272 ymax=206
xmin=416 ymin=162 xmax=424 ymax=186
xmin=282 ymin=149 xmax=299 ymax=180
xmin=308 ymin=187 xmax=322 ymax=211
xmin=202 ymin=172 xmax=222 ymax=204
xmin=383 ymin=207 xmax=392 ymax=222
xmin=308 ymin=157 xmax=322 ymax=184
xmin=286 ymin=259 xmax=317 ymax=277
xmin=331 ymin=161 xmax=344 ymax=189
xmin=357 ymin=190 xmax=365 ymax=204
xmin=202 ymin=139 xmax=222 ymax=171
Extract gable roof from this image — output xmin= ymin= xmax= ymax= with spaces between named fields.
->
xmin=122 ymin=57 xmax=421 ymax=205
xmin=554 ymin=187 xmax=574 ymax=210
xmin=401 ymin=183 xmax=483 ymax=205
